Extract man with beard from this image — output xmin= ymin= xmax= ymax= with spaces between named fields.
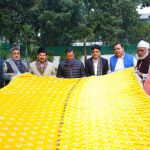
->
xmin=29 ymin=47 xmax=55 ymax=76
xmin=110 ymin=42 xmax=137 ymax=72
xmin=3 ymin=45 xmax=29 ymax=84
xmin=136 ymin=40 xmax=150 ymax=79
xmin=85 ymin=44 xmax=108 ymax=76
xmin=144 ymin=66 xmax=150 ymax=95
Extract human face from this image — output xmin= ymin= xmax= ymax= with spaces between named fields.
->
xmin=92 ymin=48 xmax=100 ymax=60
xmin=37 ymin=53 xmax=47 ymax=63
xmin=137 ymin=47 xmax=148 ymax=58
xmin=66 ymin=51 xmax=74 ymax=61
xmin=114 ymin=44 xmax=124 ymax=58
xmin=11 ymin=50 xmax=20 ymax=60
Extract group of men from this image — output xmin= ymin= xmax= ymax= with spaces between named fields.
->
xmin=0 ymin=46 xmax=55 ymax=87
xmin=0 ymin=40 xmax=150 ymax=91
xmin=58 ymin=40 xmax=150 ymax=82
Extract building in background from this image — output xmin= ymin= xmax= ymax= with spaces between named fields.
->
xmin=140 ymin=13 xmax=150 ymax=22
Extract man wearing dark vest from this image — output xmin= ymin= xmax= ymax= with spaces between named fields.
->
xmin=110 ymin=42 xmax=137 ymax=72
xmin=85 ymin=44 xmax=108 ymax=76
xmin=136 ymin=40 xmax=150 ymax=79
xmin=144 ymin=66 xmax=150 ymax=95
xmin=3 ymin=45 xmax=29 ymax=84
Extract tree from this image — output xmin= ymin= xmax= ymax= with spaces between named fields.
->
xmin=119 ymin=0 xmax=140 ymax=43
xmin=0 ymin=0 xmax=33 ymax=43
xmin=141 ymin=0 xmax=150 ymax=7
xmin=20 ymin=23 xmax=35 ymax=58
xmin=37 ymin=0 xmax=83 ymax=46
xmin=93 ymin=0 xmax=140 ymax=45
xmin=0 ymin=0 xmax=146 ymax=47
xmin=70 ymin=0 xmax=96 ymax=61
xmin=136 ymin=22 xmax=150 ymax=41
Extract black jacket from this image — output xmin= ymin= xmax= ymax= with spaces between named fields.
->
xmin=85 ymin=57 xmax=108 ymax=76
xmin=0 ymin=57 xmax=4 ymax=88
xmin=136 ymin=52 xmax=150 ymax=74
xmin=57 ymin=59 xmax=85 ymax=78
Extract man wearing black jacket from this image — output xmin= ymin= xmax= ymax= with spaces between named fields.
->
xmin=57 ymin=48 xmax=85 ymax=78
xmin=85 ymin=44 xmax=108 ymax=76
xmin=0 ymin=56 xmax=4 ymax=88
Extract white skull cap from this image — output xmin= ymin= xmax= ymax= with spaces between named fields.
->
xmin=137 ymin=40 xmax=149 ymax=49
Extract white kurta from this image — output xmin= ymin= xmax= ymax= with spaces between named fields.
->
xmin=114 ymin=55 xmax=137 ymax=72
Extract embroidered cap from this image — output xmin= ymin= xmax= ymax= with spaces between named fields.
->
xmin=9 ymin=44 xmax=20 ymax=53
xmin=137 ymin=40 xmax=150 ymax=49
xmin=37 ymin=47 xmax=47 ymax=55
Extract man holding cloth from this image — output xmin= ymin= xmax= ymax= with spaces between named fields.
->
xmin=110 ymin=42 xmax=136 ymax=72
xmin=3 ymin=45 xmax=29 ymax=84
xmin=136 ymin=40 xmax=150 ymax=79
xmin=29 ymin=47 xmax=55 ymax=76
xmin=85 ymin=44 xmax=108 ymax=76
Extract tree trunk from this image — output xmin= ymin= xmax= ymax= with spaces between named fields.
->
xmin=83 ymin=37 xmax=87 ymax=64
xmin=25 ymin=41 xmax=28 ymax=58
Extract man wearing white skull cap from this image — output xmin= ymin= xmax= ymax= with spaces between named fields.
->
xmin=136 ymin=40 xmax=150 ymax=79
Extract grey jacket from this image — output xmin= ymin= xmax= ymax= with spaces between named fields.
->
xmin=29 ymin=61 xmax=55 ymax=76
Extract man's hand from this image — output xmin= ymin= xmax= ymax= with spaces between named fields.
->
xmin=137 ymin=71 xmax=143 ymax=78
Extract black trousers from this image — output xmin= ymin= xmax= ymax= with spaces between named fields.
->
xmin=0 ymin=77 xmax=4 ymax=88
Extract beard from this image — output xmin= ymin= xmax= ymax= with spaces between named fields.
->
xmin=138 ymin=51 xmax=149 ymax=60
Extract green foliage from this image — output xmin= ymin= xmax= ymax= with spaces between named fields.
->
xmin=47 ymin=51 xmax=54 ymax=62
xmin=74 ymin=50 xmax=83 ymax=60
xmin=141 ymin=0 xmax=150 ymax=7
xmin=0 ymin=49 xmax=9 ymax=59
xmin=0 ymin=0 xmax=149 ymax=48
xmin=0 ymin=0 xmax=33 ymax=43
xmin=135 ymin=22 xmax=150 ymax=41
xmin=60 ymin=54 xmax=66 ymax=62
